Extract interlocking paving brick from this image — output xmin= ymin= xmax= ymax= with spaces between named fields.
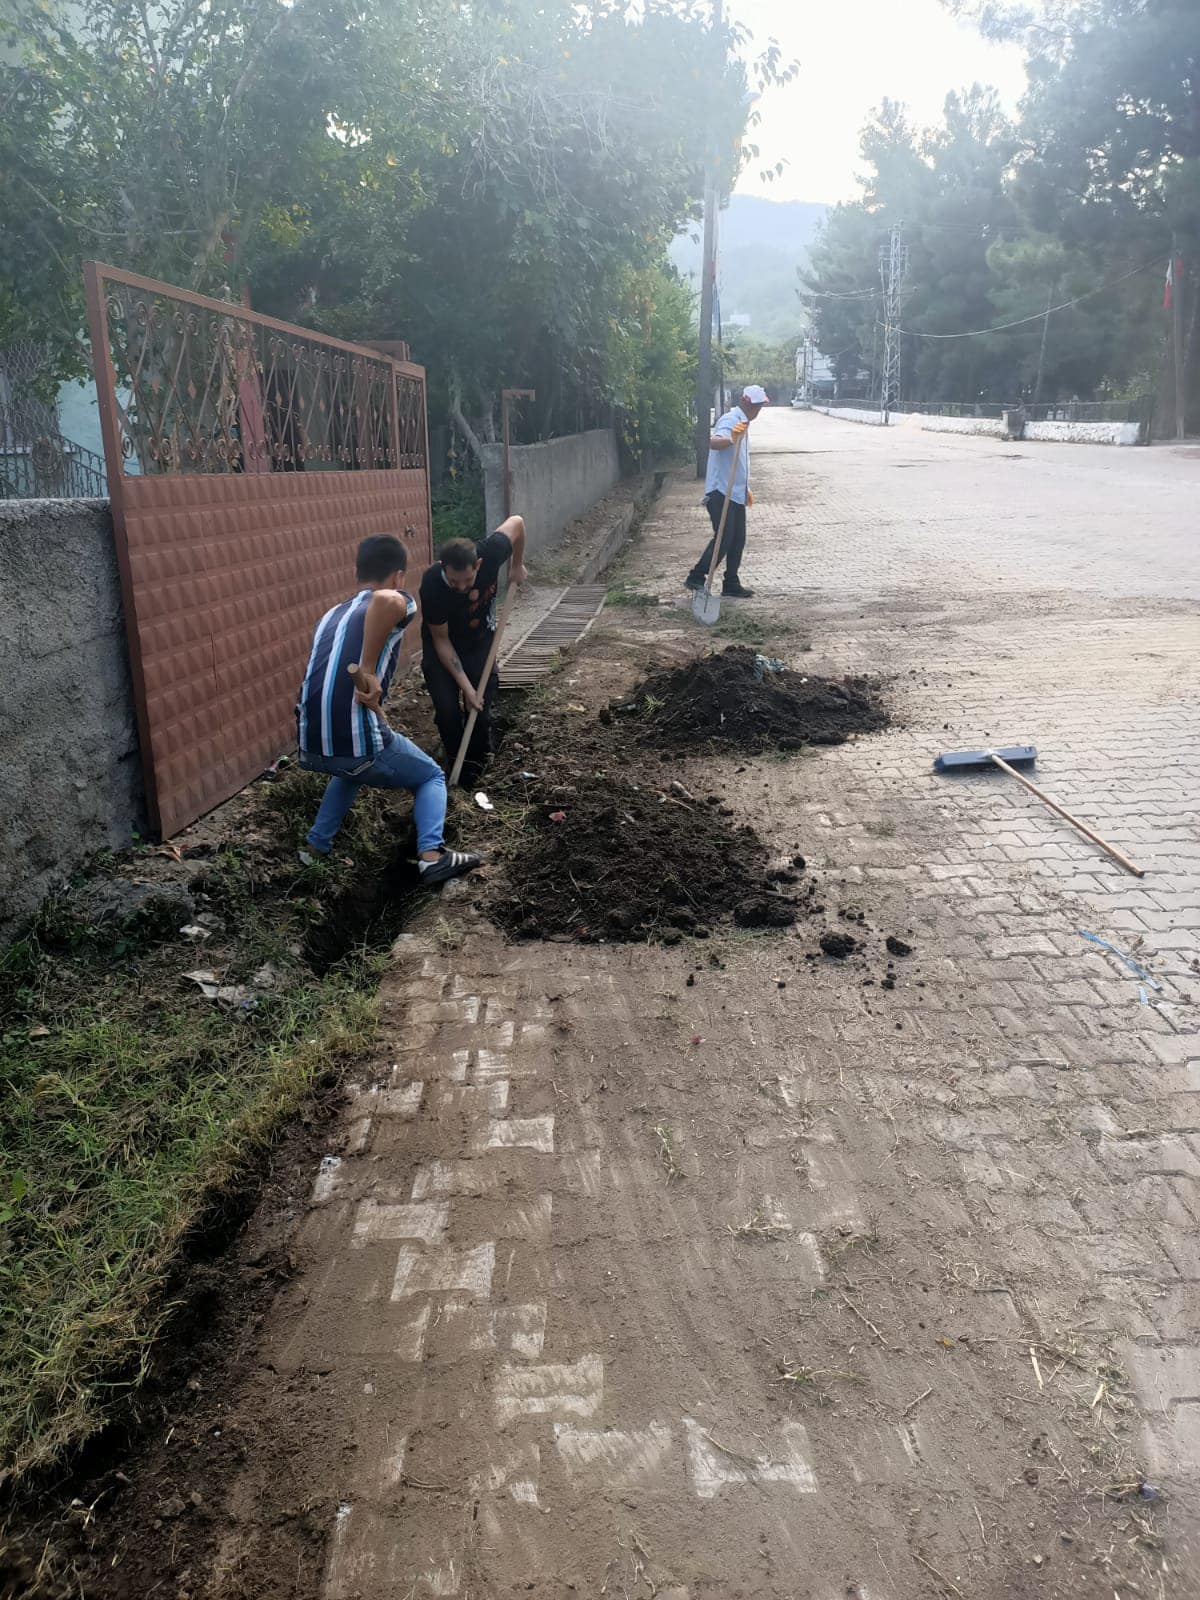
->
xmin=494 ymin=1355 xmax=604 ymax=1427
xmin=391 ymin=1241 xmax=495 ymax=1301
xmin=682 ymin=1417 xmax=817 ymax=1499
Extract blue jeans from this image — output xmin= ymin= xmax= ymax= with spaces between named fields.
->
xmin=300 ymin=736 xmax=447 ymax=856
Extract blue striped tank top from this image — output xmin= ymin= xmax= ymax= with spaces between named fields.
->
xmin=296 ymin=589 xmax=415 ymax=759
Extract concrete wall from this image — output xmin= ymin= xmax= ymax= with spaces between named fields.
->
xmin=914 ymin=413 xmax=1007 ymax=439
xmin=819 ymin=407 xmax=1142 ymax=446
xmin=481 ymin=428 xmax=621 ymax=558
xmin=1023 ymin=419 xmax=1142 ymax=446
xmin=812 ymin=405 xmax=888 ymax=426
xmin=0 ymin=499 xmax=145 ymax=938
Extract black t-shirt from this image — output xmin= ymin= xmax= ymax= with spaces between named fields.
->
xmin=419 ymin=530 xmax=513 ymax=655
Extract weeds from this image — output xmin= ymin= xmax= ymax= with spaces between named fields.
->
xmin=713 ymin=613 xmax=800 ymax=649
xmin=0 ymin=767 xmax=413 ymax=1482
xmin=431 ymin=467 xmax=484 ymax=546
xmin=729 ymin=1209 xmax=793 ymax=1241
xmin=606 ymin=584 xmax=658 ymax=608
xmin=777 ymin=1362 xmax=865 ymax=1402
xmin=822 ymin=1220 xmax=881 ymax=1262
xmin=653 ymin=1124 xmax=683 ymax=1182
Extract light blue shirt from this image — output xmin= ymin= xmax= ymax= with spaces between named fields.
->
xmin=704 ymin=405 xmax=750 ymax=505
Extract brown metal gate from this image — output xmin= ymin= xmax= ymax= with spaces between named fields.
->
xmin=84 ymin=262 xmax=433 ymax=838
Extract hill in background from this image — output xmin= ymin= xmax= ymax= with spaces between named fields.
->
xmin=670 ymin=194 xmax=827 ymax=344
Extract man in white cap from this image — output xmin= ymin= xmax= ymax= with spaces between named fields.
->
xmin=684 ymin=383 xmax=769 ymax=599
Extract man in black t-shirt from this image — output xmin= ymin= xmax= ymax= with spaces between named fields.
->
xmin=420 ymin=513 xmax=527 ymax=784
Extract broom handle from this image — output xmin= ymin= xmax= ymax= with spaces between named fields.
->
xmin=704 ymin=429 xmax=746 ymax=595
xmin=448 ymin=579 xmax=520 ymax=788
xmin=988 ymin=753 xmax=1144 ymax=878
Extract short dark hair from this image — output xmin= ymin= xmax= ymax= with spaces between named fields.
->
xmin=356 ymin=534 xmax=408 ymax=582
xmin=440 ymin=537 xmax=479 ymax=572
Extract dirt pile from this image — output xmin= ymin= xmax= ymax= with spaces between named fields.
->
xmin=489 ymin=772 xmax=802 ymax=942
xmin=607 ymin=645 xmax=887 ymax=754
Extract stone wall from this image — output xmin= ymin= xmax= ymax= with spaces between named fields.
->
xmin=1023 ymin=419 xmax=1143 ymax=446
xmin=811 ymin=405 xmax=888 ymax=426
xmin=481 ymin=429 xmax=622 ymax=557
xmin=914 ymin=413 xmax=1008 ymax=439
xmin=0 ymin=499 xmax=145 ymax=938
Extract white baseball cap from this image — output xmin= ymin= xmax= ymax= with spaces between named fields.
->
xmin=742 ymin=384 xmax=769 ymax=405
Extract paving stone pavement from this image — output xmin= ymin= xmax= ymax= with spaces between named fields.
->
xmin=211 ymin=411 xmax=1198 ymax=1600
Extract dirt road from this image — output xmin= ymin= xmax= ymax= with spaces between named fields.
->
xmin=94 ymin=412 xmax=1200 ymax=1599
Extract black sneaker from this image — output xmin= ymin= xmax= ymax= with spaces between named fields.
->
xmin=684 ymin=572 xmax=706 ymax=592
xmin=722 ymin=580 xmax=755 ymax=599
xmin=418 ymin=848 xmax=482 ymax=886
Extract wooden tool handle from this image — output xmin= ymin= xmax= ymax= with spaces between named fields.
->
xmin=448 ymin=580 xmax=520 ymax=788
xmin=988 ymin=753 xmax=1144 ymax=877
xmin=703 ymin=430 xmax=746 ymax=596
xmin=346 ymin=662 xmax=392 ymax=731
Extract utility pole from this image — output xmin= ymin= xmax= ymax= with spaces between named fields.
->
xmin=694 ymin=0 xmax=723 ymax=477
xmin=1171 ymin=234 xmax=1186 ymax=440
xmin=878 ymin=222 xmax=908 ymax=418
xmin=1033 ymin=281 xmax=1054 ymax=406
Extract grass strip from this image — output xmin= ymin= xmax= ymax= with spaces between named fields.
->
xmin=0 ymin=769 xmax=408 ymax=1483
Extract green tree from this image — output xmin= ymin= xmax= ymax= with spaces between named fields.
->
xmin=959 ymin=0 xmax=1200 ymax=426
xmin=1 ymin=0 xmax=415 ymax=389
xmin=2 ymin=0 xmax=783 ymax=456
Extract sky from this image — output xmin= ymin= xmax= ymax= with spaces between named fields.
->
xmin=729 ymin=0 xmax=1029 ymax=205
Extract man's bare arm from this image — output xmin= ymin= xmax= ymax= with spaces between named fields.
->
xmin=497 ymin=513 xmax=528 ymax=586
xmin=429 ymin=620 xmax=484 ymax=713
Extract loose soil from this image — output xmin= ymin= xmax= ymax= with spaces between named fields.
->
xmin=609 ymin=644 xmax=888 ymax=753
xmin=489 ymin=771 xmax=800 ymax=941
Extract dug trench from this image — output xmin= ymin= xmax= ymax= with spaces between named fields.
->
xmin=0 ymin=763 xmax=440 ymax=1597
xmin=0 ymin=642 xmax=908 ymax=1598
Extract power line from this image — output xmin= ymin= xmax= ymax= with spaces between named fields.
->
xmin=798 ymin=284 xmax=879 ymax=300
xmin=898 ymin=258 xmax=1157 ymax=340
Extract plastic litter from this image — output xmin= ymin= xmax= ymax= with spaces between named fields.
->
xmin=752 ymin=653 xmax=786 ymax=681
xmin=474 ymin=792 xmax=495 ymax=812
xmin=1079 ymin=930 xmax=1163 ymax=991
xmin=184 ymin=970 xmax=259 ymax=1011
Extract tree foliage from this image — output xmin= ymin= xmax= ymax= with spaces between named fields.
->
xmin=803 ymin=1 xmax=1198 ymax=422
xmin=1 ymin=0 xmax=788 ymax=455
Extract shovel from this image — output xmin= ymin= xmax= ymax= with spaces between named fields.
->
xmin=448 ymin=579 xmax=520 ymax=787
xmin=692 ymin=428 xmax=746 ymax=627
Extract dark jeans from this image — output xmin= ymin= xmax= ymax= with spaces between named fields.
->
xmin=689 ymin=493 xmax=747 ymax=585
xmin=422 ymin=641 xmax=499 ymax=782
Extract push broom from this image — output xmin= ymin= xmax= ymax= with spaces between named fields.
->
xmin=933 ymin=745 xmax=1144 ymax=877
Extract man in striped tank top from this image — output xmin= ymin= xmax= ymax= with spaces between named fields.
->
xmin=296 ymin=534 xmax=481 ymax=885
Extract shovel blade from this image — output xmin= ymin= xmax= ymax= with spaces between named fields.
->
xmin=691 ymin=587 xmax=721 ymax=626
